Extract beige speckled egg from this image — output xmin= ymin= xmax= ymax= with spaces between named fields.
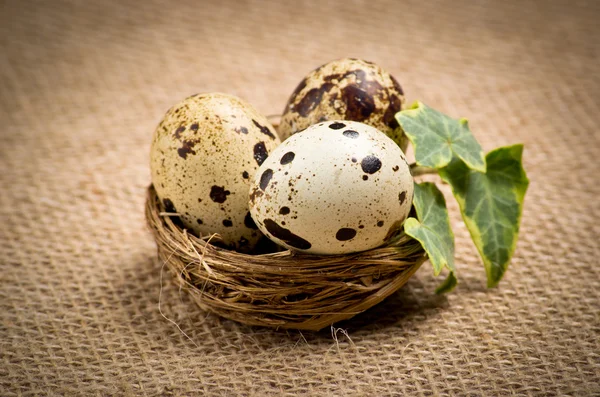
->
xmin=279 ymin=58 xmax=407 ymax=150
xmin=249 ymin=120 xmax=413 ymax=255
xmin=150 ymin=93 xmax=281 ymax=252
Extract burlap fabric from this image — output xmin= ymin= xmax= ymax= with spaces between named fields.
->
xmin=2 ymin=0 xmax=599 ymax=395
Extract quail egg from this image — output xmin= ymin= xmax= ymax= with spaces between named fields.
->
xmin=279 ymin=58 xmax=407 ymax=150
xmin=150 ymin=93 xmax=281 ymax=252
xmin=249 ymin=120 xmax=413 ymax=255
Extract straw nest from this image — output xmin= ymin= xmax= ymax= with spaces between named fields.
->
xmin=146 ymin=185 xmax=427 ymax=331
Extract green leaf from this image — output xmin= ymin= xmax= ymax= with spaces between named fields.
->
xmin=435 ymin=272 xmax=457 ymax=294
xmin=439 ymin=144 xmax=529 ymax=287
xmin=404 ymin=182 xmax=456 ymax=276
xmin=395 ymin=101 xmax=486 ymax=172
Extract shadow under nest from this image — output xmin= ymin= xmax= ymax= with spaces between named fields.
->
xmin=146 ymin=185 xmax=427 ymax=331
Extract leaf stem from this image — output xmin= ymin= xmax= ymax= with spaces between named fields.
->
xmin=410 ymin=164 xmax=439 ymax=177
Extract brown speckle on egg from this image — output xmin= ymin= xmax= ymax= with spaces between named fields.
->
xmin=336 ymin=228 xmax=357 ymax=241
xmin=399 ymin=191 xmax=407 ymax=205
xmin=252 ymin=119 xmax=277 ymax=140
xmin=263 ymin=219 xmax=312 ymax=250
xmin=342 ymin=130 xmax=359 ymax=139
xmin=253 ymin=142 xmax=269 ymax=165
xmin=361 ymin=155 xmax=382 ymax=174
xmin=209 ymin=185 xmax=230 ymax=203
xmin=280 ymin=152 xmax=295 ymax=165
xmin=293 ymin=83 xmax=335 ymax=117
xmin=177 ymin=140 xmax=197 ymax=159
xmin=174 ymin=126 xmax=186 ymax=138
xmin=259 ymin=169 xmax=274 ymax=190
xmin=341 ymin=84 xmax=375 ymax=121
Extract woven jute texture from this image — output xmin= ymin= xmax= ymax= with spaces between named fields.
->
xmin=2 ymin=0 xmax=599 ymax=395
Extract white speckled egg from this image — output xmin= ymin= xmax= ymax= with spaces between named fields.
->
xmin=279 ymin=58 xmax=407 ymax=150
xmin=150 ymin=93 xmax=281 ymax=252
xmin=249 ymin=120 xmax=413 ymax=255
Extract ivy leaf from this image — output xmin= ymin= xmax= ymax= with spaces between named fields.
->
xmin=395 ymin=101 xmax=486 ymax=172
xmin=435 ymin=272 xmax=458 ymax=294
xmin=404 ymin=182 xmax=456 ymax=277
xmin=439 ymin=144 xmax=529 ymax=287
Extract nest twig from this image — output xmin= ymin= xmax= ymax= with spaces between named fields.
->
xmin=145 ymin=185 xmax=427 ymax=331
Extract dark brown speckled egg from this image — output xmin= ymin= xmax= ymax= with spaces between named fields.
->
xmin=279 ymin=58 xmax=407 ymax=150
xmin=150 ymin=93 xmax=281 ymax=252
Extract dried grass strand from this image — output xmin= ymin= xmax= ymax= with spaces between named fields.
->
xmin=145 ymin=185 xmax=426 ymax=331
